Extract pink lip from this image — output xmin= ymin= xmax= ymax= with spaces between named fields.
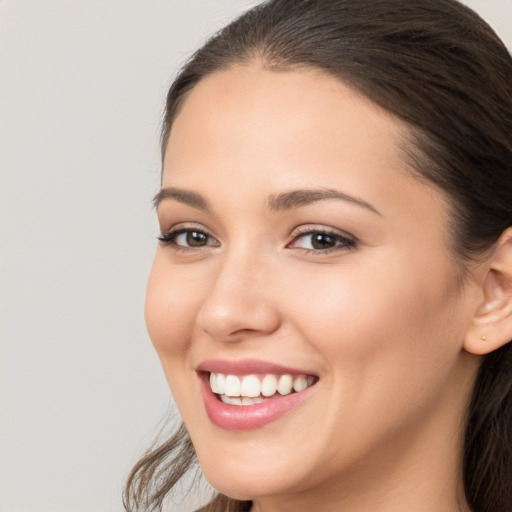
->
xmin=196 ymin=359 xmax=318 ymax=430
xmin=196 ymin=358 xmax=317 ymax=377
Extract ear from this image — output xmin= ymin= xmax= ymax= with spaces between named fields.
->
xmin=464 ymin=228 xmax=512 ymax=356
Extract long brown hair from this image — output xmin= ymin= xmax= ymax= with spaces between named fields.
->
xmin=125 ymin=1 xmax=512 ymax=510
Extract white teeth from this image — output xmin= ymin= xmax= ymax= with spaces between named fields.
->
xmin=240 ymin=375 xmax=260 ymax=398
xmin=216 ymin=373 xmax=226 ymax=394
xmin=277 ymin=374 xmax=293 ymax=395
xmin=224 ymin=375 xmax=241 ymax=397
xmin=220 ymin=395 xmax=242 ymax=405
xmin=220 ymin=395 xmax=265 ymax=406
xmin=242 ymin=396 xmax=264 ymax=405
xmin=293 ymin=375 xmax=308 ymax=392
xmin=209 ymin=372 xmax=316 ymax=402
xmin=209 ymin=372 xmax=219 ymax=394
xmin=261 ymin=374 xmax=278 ymax=397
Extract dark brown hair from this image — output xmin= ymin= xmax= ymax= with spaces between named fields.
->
xmin=125 ymin=1 xmax=512 ymax=511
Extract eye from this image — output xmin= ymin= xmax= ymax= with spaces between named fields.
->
xmin=158 ymin=227 xmax=219 ymax=249
xmin=288 ymin=228 xmax=356 ymax=252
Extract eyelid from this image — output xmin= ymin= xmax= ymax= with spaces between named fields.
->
xmin=287 ymin=225 xmax=357 ymax=252
xmin=290 ymin=224 xmax=356 ymax=240
xmin=158 ymin=221 xmax=215 ymax=237
xmin=157 ymin=222 xmax=356 ymax=254
xmin=157 ymin=223 xmax=220 ymax=249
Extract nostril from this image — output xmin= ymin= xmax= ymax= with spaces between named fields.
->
xmin=195 ymin=269 xmax=282 ymax=342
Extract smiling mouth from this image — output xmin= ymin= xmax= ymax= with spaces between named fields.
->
xmin=209 ymin=372 xmax=318 ymax=406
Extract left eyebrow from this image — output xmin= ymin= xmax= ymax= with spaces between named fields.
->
xmin=268 ymin=188 xmax=381 ymax=216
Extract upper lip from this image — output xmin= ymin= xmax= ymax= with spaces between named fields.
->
xmin=196 ymin=358 xmax=318 ymax=377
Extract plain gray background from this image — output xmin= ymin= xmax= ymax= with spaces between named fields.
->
xmin=1 ymin=1 xmax=511 ymax=511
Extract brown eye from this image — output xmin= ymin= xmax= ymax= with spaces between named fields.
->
xmin=288 ymin=229 xmax=357 ymax=252
xmin=158 ymin=228 xmax=219 ymax=249
xmin=186 ymin=231 xmax=208 ymax=246
xmin=310 ymin=233 xmax=337 ymax=249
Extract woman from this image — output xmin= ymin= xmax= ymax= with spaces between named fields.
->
xmin=124 ymin=1 xmax=512 ymax=511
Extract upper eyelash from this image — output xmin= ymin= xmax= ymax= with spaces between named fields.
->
xmin=157 ymin=226 xmax=357 ymax=253
xmin=289 ymin=228 xmax=357 ymax=252
xmin=157 ymin=227 xmax=214 ymax=248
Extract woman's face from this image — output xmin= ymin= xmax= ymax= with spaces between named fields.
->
xmin=146 ymin=66 xmax=480 ymax=506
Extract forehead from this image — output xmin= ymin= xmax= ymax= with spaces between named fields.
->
xmin=163 ymin=65 xmax=438 ymax=210
xmin=164 ymin=64 xmax=411 ymax=182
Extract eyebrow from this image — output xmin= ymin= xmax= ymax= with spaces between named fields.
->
xmin=153 ymin=187 xmax=211 ymax=212
xmin=154 ymin=186 xmax=380 ymax=216
xmin=268 ymin=188 xmax=381 ymax=215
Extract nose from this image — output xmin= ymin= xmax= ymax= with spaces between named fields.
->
xmin=195 ymin=251 xmax=281 ymax=343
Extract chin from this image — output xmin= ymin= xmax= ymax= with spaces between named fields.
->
xmin=202 ymin=469 xmax=287 ymax=502
xmin=197 ymin=449 xmax=307 ymax=501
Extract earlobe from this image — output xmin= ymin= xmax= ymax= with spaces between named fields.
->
xmin=464 ymin=228 xmax=512 ymax=356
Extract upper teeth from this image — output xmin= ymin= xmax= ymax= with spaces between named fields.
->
xmin=209 ymin=372 xmax=315 ymax=398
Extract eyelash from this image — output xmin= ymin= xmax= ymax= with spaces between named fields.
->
xmin=157 ymin=226 xmax=357 ymax=254
xmin=157 ymin=227 xmax=219 ymax=252
xmin=287 ymin=227 xmax=357 ymax=254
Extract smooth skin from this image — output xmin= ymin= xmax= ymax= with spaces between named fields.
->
xmin=146 ymin=64 xmax=512 ymax=512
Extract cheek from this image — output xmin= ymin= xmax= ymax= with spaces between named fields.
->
xmin=280 ymin=257 xmax=468 ymax=461
xmin=144 ymin=256 xmax=208 ymax=423
xmin=288 ymin=255 xmax=465 ymax=386
xmin=145 ymin=254 xmax=201 ymax=360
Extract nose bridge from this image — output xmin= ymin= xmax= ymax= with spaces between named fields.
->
xmin=196 ymin=242 xmax=280 ymax=341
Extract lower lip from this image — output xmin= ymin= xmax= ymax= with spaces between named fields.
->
xmin=200 ymin=374 xmax=316 ymax=430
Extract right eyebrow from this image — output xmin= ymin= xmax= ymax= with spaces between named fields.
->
xmin=153 ymin=187 xmax=211 ymax=212
xmin=268 ymin=188 xmax=381 ymax=216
